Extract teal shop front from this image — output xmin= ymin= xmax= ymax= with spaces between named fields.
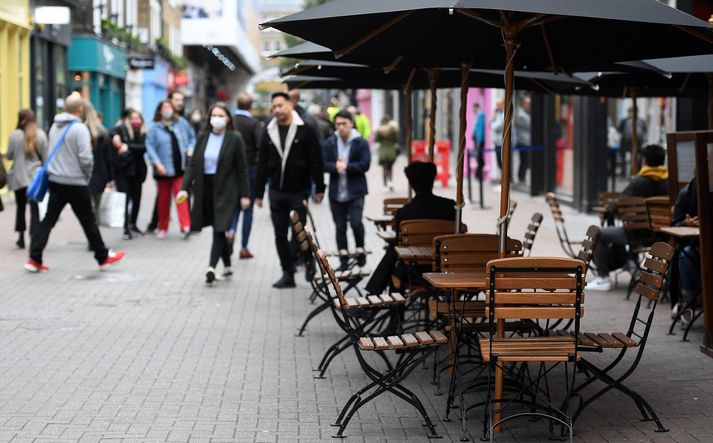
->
xmin=68 ymin=36 xmax=126 ymax=127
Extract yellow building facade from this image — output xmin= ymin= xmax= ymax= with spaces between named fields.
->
xmin=0 ymin=0 xmax=31 ymax=159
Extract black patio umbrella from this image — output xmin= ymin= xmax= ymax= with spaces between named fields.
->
xmin=262 ymin=0 xmax=713 ymax=260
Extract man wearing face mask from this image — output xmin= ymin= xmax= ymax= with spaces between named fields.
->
xmin=255 ymin=92 xmax=325 ymax=289
xmin=323 ymin=110 xmax=370 ymax=272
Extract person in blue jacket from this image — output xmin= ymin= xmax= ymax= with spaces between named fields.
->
xmin=323 ymin=110 xmax=371 ymax=271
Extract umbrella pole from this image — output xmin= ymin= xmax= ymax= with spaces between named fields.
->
xmin=428 ymin=69 xmax=439 ymax=162
xmin=499 ymin=32 xmax=517 ymax=255
xmin=455 ymin=62 xmax=472 ymax=233
xmin=630 ymin=88 xmax=639 ymax=176
xmin=404 ymin=69 xmax=416 ymax=199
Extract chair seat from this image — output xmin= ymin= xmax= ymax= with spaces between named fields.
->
xmin=479 ymin=336 xmax=580 ymax=362
xmin=333 ymin=293 xmax=406 ymax=310
xmin=554 ymin=330 xmax=639 ymax=348
xmin=315 ymin=269 xmax=370 ymax=282
xmin=325 ymin=247 xmax=372 ymax=258
xmin=358 ymin=330 xmax=447 ymax=351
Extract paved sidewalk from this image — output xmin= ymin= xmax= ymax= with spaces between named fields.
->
xmin=0 ymin=156 xmax=711 ymax=442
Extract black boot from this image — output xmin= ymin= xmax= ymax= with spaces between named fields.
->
xmin=16 ymin=233 xmax=25 ymax=249
xmin=123 ymin=228 xmax=133 ymax=240
xmin=272 ymin=272 xmax=296 ymax=289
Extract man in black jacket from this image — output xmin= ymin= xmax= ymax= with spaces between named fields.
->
xmin=364 ymin=162 xmax=456 ymax=295
xmin=255 ymin=92 xmax=325 ymax=288
xmin=587 ymin=144 xmax=669 ymax=291
xmin=230 ymin=92 xmax=263 ymax=259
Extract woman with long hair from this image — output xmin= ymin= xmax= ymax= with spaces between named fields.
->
xmin=83 ymin=100 xmax=114 ymax=216
xmin=145 ymin=99 xmax=191 ymax=239
xmin=112 ymin=108 xmax=148 ymax=239
xmin=374 ymin=116 xmax=400 ymax=191
xmin=6 ymin=109 xmax=48 ymax=248
xmin=177 ymin=102 xmax=249 ymax=284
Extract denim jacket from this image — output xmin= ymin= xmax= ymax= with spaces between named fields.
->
xmin=145 ymin=120 xmax=189 ymax=176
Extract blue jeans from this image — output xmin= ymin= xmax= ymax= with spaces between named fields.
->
xmin=329 ymin=197 xmax=366 ymax=266
xmin=230 ymin=165 xmax=256 ymax=249
xmin=678 ymin=245 xmax=700 ymax=297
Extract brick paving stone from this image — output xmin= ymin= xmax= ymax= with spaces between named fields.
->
xmin=0 ymin=154 xmax=712 ymax=442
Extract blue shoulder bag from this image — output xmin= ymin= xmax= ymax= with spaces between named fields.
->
xmin=27 ymin=121 xmax=76 ymax=202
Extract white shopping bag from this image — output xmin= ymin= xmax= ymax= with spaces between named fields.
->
xmin=37 ymin=192 xmax=49 ymax=220
xmin=99 ymin=191 xmax=126 ymax=228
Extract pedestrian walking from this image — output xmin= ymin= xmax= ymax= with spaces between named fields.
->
xmin=323 ymin=110 xmax=370 ymax=271
xmin=145 ymin=99 xmax=191 ymax=239
xmin=515 ymin=94 xmax=532 ymax=184
xmin=25 ymin=93 xmax=125 ymax=272
xmin=111 ymin=109 xmax=148 ymax=240
xmin=490 ymin=98 xmax=505 ymax=183
xmin=255 ymin=92 xmax=325 ymax=289
xmin=189 ymin=108 xmax=205 ymax=135
xmin=178 ymin=102 xmax=250 ymax=284
xmin=472 ymin=102 xmax=486 ymax=182
xmin=229 ymin=92 xmax=263 ymax=259
xmin=146 ymin=91 xmax=195 ymax=233
xmin=617 ymin=107 xmax=648 ymax=177
xmin=288 ymin=89 xmax=324 ymax=144
xmin=6 ymin=109 xmax=48 ymax=248
xmin=84 ymin=100 xmax=114 ymax=217
xmin=374 ymin=116 xmax=399 ymax=191
xmin=347 ymin=105 xmax=371 ymax=140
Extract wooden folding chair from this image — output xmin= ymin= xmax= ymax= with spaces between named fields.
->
xmin=314 ymin=247 xmax=447 ymax=439
xmin=645 ymin=196 xmax=672 ymax=233
xmin=522 ymin=212 xmax=543 ymax=257
xmin=568 ymin=242 xmax=674 ymax=433
xmin=383 ymin=197 xmax=409 ymax=215
xmin=290 ymin=211 xmax=369 ymax=337
xmin=617 ymin=196 xmax=654 ymax=299
xmin=546 ymin=192 xmax=582 ymax=259
xmin=480 ymin=257 xmax=585 ymax=442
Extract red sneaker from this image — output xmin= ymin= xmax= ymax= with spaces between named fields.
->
xmin=100 ymin=250 xmax=125 ymax=269
xmin=24 ymin=259 xmax=49 ymax=273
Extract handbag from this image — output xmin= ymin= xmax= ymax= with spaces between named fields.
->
xmin=26 ymin=121 xmax=76 ymax=202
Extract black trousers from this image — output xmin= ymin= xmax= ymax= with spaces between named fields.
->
xmin=269 ymin=188 xmax=307 ymax=274
xmin=202 ymin=174 xmax=231 ymax=268
xmin=210 ymin=231 xmax=231 ymax=268
xmin=517 ymin=146 xmax=530 ymax=182
xmin=14 ymin=187 xmax=39 ymax=235
xmin=123 ymin=177 xmax=143 ymax=228
xmin=329 ymin=197 xmax=366 ymax=265
xmin=30 ymin=182 xmax=109 ymax=264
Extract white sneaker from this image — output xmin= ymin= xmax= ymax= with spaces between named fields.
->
xmin=586 ymin=276 xmax=612 ymax=291
xmin=156 ymin=230 xmax=167 ymax=240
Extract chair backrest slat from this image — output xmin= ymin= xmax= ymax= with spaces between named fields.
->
xmin=616 ymin=196 xmax=650 ymax=233
xmin=434 ymin=234 xmax=521 ymax=272
xmin=400 ymin=219 xmax=465 ymax=247
xmin=522 ymin=212 xmax=543 ymax=256
xmin=290 ymin=210 xmax=310 ymax=253
xmin=485 ymin=257 xmax=584 ymax=322
xmin=634 ymin=242 xmax=674 ymax=301
xmin=383 ymin=197 xmax=409 ymax=215
xmin=576 ymin=225 xmax=601 ymax=272
xmin=645 ymin=196 xmax=672 ymax=232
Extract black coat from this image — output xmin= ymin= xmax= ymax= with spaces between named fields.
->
xmin=88 ymin=132 xmax=114 ymax=193
xmin=393 ymin=193 xmax=457 ymax=235
xmin=112 ymin=124 xmax=148 ymax=192
xmin=255 ymin=114 xmax=325 ymax=199
xmin=182 ymin=131 xmax=250 ymax=232
xmin=621 ymin=176 xmax=668 ymax=198
xmin=233 ymin=114 xmax=263 ymax=166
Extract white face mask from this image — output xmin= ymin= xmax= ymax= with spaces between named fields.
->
xmin=210 ymin=116 xmax=227 ymax=131
xmin=161 ymin=109 xmax=174 ymax=120
xmin=191 ymin=113 xmax=201 ymax=123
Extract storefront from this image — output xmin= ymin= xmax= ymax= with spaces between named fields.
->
xmin=31 ymin=21 xmax=71 ymax=131
xmin=0 ymin=1 xmax=31 ymax=158
xmin=141 ymin=57 xmax=170 ymax=118
xmin=68 ymin=36 xmax=126 ymax=127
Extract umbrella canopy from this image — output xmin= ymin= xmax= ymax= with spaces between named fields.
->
xmin=262 ymin=0 xmax=713 ymax=71
xmin=283 ymin=61 xmax=593 ymax=92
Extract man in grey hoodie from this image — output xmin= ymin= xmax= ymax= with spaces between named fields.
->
xmin=26 ymin=93 xmax=125 ymax=272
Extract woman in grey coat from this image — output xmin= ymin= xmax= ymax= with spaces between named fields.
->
xmin=6 ymin=109 xmax=48 ymax=248
xmin=177 ymin=102 xmax=250 ymax=284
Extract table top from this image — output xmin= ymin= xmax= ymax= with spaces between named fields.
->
xmin=422 ymin=272 xmax=487 ymax=289
xmin=395 ymin=246 xmax=433 ymax=263
xmin=366 ymin=215 xmax=394 ymax=223
xmin=660 ymin=226 xmax=700 ymax=239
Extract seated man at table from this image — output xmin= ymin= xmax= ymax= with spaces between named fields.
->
xmin=670 ymin=178 xmax=700 ymax=319
xmin=364 ymin=162 xmax=456 ymax=295
xmin=587 ymin=144 xmax=669 ymax=291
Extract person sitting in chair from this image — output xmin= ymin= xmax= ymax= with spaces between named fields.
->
xmin=364 ymin=162 xmax=456 ymax=295
xmin=586 ymin=144 xmax=669 ymax=291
